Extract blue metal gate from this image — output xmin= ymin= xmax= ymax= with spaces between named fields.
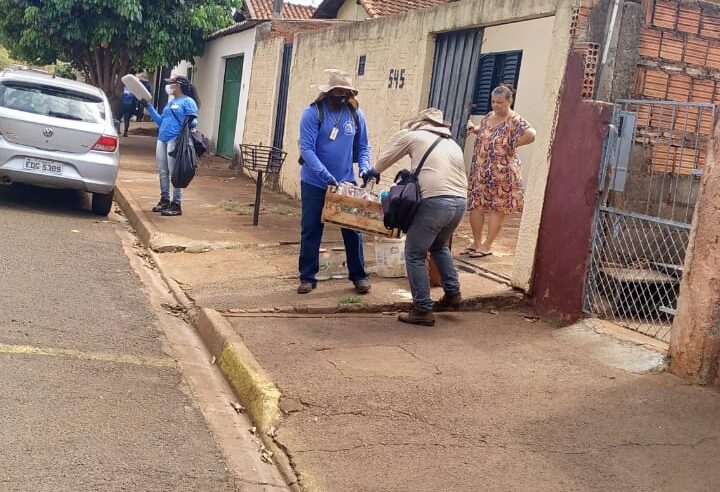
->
xmin=428 ymin=28 xmax=483 ymax=148
xmin=272 ymin=43 xmax=293 ymax=151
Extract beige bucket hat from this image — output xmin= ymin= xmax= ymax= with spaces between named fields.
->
xmin=404 ymin=108 xmax=451 ymax=128
xmin=318 ymin=69 xmax=358 ymax=95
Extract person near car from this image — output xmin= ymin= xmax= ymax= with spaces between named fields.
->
xmin=118 ymin=86 xmax=137 ymax=138
xmin=297 ymin=69 xmax=373 ymax=295
xmin=135 ymin=73 xmax=152 ymax=122
xmin=140 ymin=74 xmax=199 ymax=217
xmin=366 ymin=108 xmax=468 ymax=326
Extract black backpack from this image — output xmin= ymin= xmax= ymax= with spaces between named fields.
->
xmin=298 ymin=101 xmax=361 ymax=165
xmin=382 ymin=135 xmax=446 ymax=233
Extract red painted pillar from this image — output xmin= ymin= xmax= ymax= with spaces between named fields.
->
xmin=530 ymin=52 xmax=614 ymax=321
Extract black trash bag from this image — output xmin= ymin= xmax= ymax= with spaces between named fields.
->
xmin=169 ymin=117 xmax=197 ymax=188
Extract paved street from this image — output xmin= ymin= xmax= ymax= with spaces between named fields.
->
xmin=0 ymin=184 xmax=237 ymax=491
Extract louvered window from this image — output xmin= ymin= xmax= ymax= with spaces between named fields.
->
xmin=471 ymin=51 xmax=523 ymax=115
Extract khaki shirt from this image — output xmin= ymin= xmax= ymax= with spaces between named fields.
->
xmin=375 ymin=124 xmax=468 ymax=199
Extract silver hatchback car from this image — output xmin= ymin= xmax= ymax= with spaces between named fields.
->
xmin=0 ymin=69 xmax=119 ymax=215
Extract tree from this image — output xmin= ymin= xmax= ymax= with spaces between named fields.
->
xmin=0 ymin=1 xmax=241 ymax=108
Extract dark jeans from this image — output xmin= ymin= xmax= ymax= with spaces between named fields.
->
xmin=299 ymin=181 xmax=368 ymax=284
xmin=405 ymin=196 xmax=467 ymax=312
xmin=119 ymin=104 xmax=135 ymax=135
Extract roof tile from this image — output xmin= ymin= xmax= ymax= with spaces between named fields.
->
xmin=249 ymin=0 xmax=316 ymax=20
xmin=361 ymin=0 xmax=451 ymax=18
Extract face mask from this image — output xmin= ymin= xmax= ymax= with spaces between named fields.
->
xmin=165 ymin=85 xmax=175 ymax=96
xmin=329 ymin=95 xmax=348 ymax=106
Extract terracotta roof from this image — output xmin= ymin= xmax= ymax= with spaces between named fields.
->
xmin=361 ymin=0 xmax=451 ymax=18
xmin=247 ymin=0 xmax=316 ymax=20
xmin=315 ymin=0 xmax=451 ymax=19
xmin=209 ymin=20 xmax=264 ymax=40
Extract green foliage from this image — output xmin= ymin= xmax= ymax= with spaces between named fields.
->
xmin=0 ymin=45 xmax=13 ymax=69
xmin=54 ymin=63 xmax=77 ymax=80
xmin=0 ymin=1 xmax=242 ymax=100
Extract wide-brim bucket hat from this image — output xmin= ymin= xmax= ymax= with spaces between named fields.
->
xmin=317 ymin=69 xmax=358 ymax=95
xmin=404 ymin=108 xmax=451 ymax=128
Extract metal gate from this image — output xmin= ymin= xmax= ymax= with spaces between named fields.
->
xmin=272 ymin=43 xmax=293 ymax=151
xmin=583 ymin=100 xmax=716 ymax=342
xmin=428 ymin=28 xmax=483 ymax=148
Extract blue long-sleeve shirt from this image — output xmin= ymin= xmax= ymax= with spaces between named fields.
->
xmin=147 ymin=96 xmax=198 ymax=142
xmin=299 ymin=101 xmax=371 ymax=190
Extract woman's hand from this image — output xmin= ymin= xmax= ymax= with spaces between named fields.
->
xmin=466 ymin=121 xmax=477 ymax=134
xmin=517 ymin=128 xmax=537 ymax=147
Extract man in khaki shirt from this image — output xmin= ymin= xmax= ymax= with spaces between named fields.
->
xmin=366 ymin=108 xmax=468 ymax=326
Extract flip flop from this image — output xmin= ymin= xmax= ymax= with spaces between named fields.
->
xmin=460 ymin=247 xmax=477 ymax=256
xmin=468 ymin=251 xmax=493 ymax=258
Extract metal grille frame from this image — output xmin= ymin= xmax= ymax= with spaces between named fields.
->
xmin=583 ymin=100 xmax=716 ymax=342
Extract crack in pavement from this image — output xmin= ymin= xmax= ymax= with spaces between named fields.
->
xmin=317 ymin=343 xmax=442 ymax=376
xmin=326 ymin=359 xmax=353 ymax=379
xmin=290 ymin=436 xmax=720 ymax=457
xmin=294 ymin=442 xmax=480 ymax=453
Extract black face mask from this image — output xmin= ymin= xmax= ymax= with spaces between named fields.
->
xmin=328 ymin=95 xmax=348 ymax=107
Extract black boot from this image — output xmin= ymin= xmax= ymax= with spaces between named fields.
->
xmin=152 ymin=198 xmax=170 ymax=213
xmin=161 ymin=201 xmax=182 ymax=216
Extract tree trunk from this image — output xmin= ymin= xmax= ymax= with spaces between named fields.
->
xmin=80 ymin=48 xmax=131 ymax=117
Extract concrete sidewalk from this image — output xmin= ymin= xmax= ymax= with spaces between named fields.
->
xmin=115 ymin=135 xmax=720 ymax=492
xmin=232 ymin=312 xmax=720 ymax=492
xmin=116 ymin=135 xmax=516 ymax=314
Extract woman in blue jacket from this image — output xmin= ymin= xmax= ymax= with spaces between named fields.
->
xmin=141 ymin=74 xmax=199 ymax=217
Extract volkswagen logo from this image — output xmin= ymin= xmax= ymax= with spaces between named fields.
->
xmin=42 ymin=128 xmax=54 ymax=138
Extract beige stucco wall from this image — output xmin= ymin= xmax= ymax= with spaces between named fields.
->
xmin=189 ymin=28 xmax=258 ymax=151
xmin=463 ymin=16 xmax=556 ymax=174
xmin=278 ymin=0 xmax=573 ymax=292
xmin=242 ymin=36 xmax=286 ymax=148
xmin=337 ymin=0 xmax=369 ymax=21
xmin=173 ymin=61 xmax=194 ymax=81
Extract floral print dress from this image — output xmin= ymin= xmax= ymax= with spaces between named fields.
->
xmin=467 ymin=114 xmax=530 ymax=215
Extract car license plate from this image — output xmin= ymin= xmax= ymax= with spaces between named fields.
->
xmin=24 ymin=158 xmax=63 ymax=175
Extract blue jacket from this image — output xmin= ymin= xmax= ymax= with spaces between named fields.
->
xmin=147 ymin=96 xmax=198 ymax=142
xmin=120 ymin=88 xmax=136 ymax=109
xmin=299 ymin=100 xmax=371 ymax=190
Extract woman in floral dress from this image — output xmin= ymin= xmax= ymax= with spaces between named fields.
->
xmin=463 ymin=84 xmax=536 ymax=258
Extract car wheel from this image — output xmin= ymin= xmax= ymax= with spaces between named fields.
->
xmin=91 ymin=189 xmax=114 ymax=216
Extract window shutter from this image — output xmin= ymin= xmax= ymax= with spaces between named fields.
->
xmin=501 ymin=51 xmax=522 ymax=88
xmin=471 ymin=54 xmax=496 ymax=115
xmin=471 ymin=51 xmax=523 ymax=115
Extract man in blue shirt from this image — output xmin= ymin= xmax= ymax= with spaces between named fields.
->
xmin=118 ymin=87 xmax=137 ymax=137
xmin=297 ymin=69 xmax=377 ymax=295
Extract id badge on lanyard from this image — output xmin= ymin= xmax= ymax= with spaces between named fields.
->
xmin=329 ymin=127 xmax=339 ymax=141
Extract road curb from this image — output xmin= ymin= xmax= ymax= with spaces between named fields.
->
xmin=193 ymin=309 xmax=303 ymax=490
xmin=194 ymin=308 xmax=282 ymax=433
xmin=115 ymin=182 xmax=160 ymax=249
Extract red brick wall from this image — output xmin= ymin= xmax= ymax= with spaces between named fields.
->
xmin=631 ymin=0 xmax=719 ymax=173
